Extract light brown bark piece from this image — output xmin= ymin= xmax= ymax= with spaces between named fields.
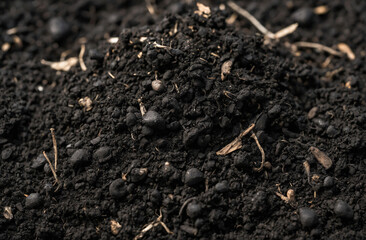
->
xmin=310 ymin=146 xmax=333 ymax=170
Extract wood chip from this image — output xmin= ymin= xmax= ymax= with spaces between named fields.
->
xmin=78 ymin=97 xmax=93 ymax=111
xmin=273 ymin=23 xmax=298 ymax=39
xmin=110 ymin=220 xmax=122 ymax=235
xmin=41 ymin=57 xmax=78 ymax=71
xmin=307 ymin=107 xmax=318 ymax=119
xmin=216 ymin=123 xmax=255 ymax=155
xmin=221 ymin=60 xmax=233 ymax=80
xmin=4 ymin=206 xmax=13 ymax=220
xmin=310 ymin=146 xmax=333 ymax=170
xmin=194 ymin=3 xmax=211 ymax=18
xmin=314 ymin=6 xmax=329 ymax=15
xmin=2 ymin=43 xmax=11 ymax=52
xmin=108 ymin=37 xmax=119 ymax=44
xmin=337 ymin=43 xmax=355 ymax=60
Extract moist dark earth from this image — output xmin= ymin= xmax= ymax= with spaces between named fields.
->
xmin=1 ymin=0 xmax=366 ymax=239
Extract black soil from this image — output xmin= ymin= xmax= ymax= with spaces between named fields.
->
xmin=1 ymin=1 xmax=366 ymax=239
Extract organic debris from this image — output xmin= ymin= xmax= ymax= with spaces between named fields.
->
xmin=337 ymin=43 xmax=355 ymax=60
xmin=194 ymin=3 xmax=211 ymax=18
xmin=310 ymin=146 xmax=333 ymax=170
xmin=227 ymin=1 xmax=298 ymax=40
xmin=216 ymin=123 xmax=255 ymax=155
xmin=3 ymin=207 xmax=13 ymax=220
xmin=41 ymin=57 xmax=78 ymax=71
xmin=221 ymin=60 xmax=233 ymax=80
xmin=78 ymin=97 xmax=93 ymax=111
xmin=134 ymin=208 xmax=173 ymax=240
xmin=110 ymin=220 xmax=122 ymax=235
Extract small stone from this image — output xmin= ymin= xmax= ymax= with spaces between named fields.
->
xmin=334 ymin=200 xmax=353 ymax=220
xmin=142 ymin=110 xmax=165 ymax=129
xmin=1 ymin=148 xmax=12 ymax=160
xmin=323 ymin=176 xmax=334 ymax=188
xmin=129 ymin=168 xmax=148 ymax=183
xmin=184 ymin=168 xmax=204 ymax=187
xmin=215 ymin=181 xmax=229 ymax=193
xmin=31 ymin=154 xmax=46 ymax=169
xmin=93 ymin=147 xmax=112 ymax=163
xmin=299 ymin=207 xmax=318 ymax=228
xmin=69 ymin=149 xmax=90 ymax=168
xmin=125 ymin=113 xmax=137 ymax=127
xmin=49 ymin=17 xmax=70 ymax=40
xmin=109 ymin=179 xmax=127 ymax=199
xmin=25 ymin=193 xmax=43 ymax=209
xmin=151 ymin=80 xmax=165 ymax=92
xmin=186 ymin=202 xmax=202 ymax=219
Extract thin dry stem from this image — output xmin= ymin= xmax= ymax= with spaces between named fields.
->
xmin=292 ymin=42 xmax=343 ymax=57
xmin=50 ymin=128 xmax=58 ymax=172
xmin=216 ymin=123 xmax=255 ymax=155
xmin=43 ymin=151 xmax=58 ymax=185
xmin=303 ymin=161 xmax=312 ymax=186
xmin=134 ymin=208 xmax=173 ymax=240
xmin=251 ymin=132 xmax=265 ymax=172
xmin=79 ymin=44 xmax=87 ymax=71
xmin=179 ymin=197 xmax=197 ymax=216
xmin=227 ymin=1 xmax=272 ymax=37
xmin=227 ymin=1 xmax=298 ymax=39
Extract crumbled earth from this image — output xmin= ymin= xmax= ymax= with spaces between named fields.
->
xmin=1 ymin=0 xmax=365 ymax=239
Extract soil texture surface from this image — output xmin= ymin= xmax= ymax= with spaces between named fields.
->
xmin=1 ymin=0 xmax=366 ymax=239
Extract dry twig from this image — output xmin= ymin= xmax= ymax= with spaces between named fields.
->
xmin=41 ymin=57 xmax=78 ymax=71
xmin=134 ymin=208 xmax=173 ymax=240
xmin=179 ymin=197 xmax=197 ymax=216
xmin=291 ymin=42 xmax=343 ymax=57
xmin=227 ymin=1 xmax=298 ymax=39
xmin=43 ymin=151 xmax=58 ymax=186
xmin=43 ymin=128 xmax=60 ymax=191
xmin=251 ymin=132 xmax=266 ymax=172
xmin=216 ymin=123 xmax=255 ymax=155
xmin=79 ymin=44 xmax=87 ymax=71
xmin=50 ymin=128 xmax=58 ymax=171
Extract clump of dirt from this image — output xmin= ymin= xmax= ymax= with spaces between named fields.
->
xmin=1 ymin=1 xmax=365 ymax=240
